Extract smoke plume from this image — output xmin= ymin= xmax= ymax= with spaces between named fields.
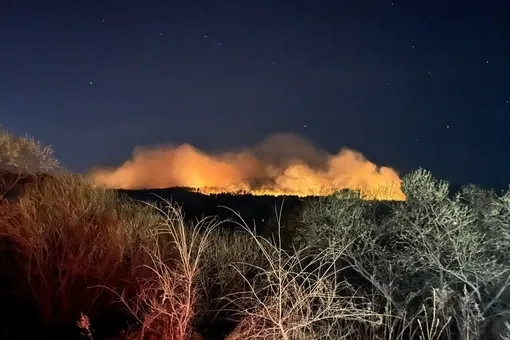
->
xmin=88 ymin=133 xmax=405 ymax=200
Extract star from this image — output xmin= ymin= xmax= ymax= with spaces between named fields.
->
xmin=89 ymin=81 xmax=93 ymax=85
xmin=159 ymin=32 xmax=163 ymax=36
xmin=303 ymin=124 xmax=307 ymax=128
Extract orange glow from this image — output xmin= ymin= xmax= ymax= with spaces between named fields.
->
xmin=88 ymin=134 xmax=405 ymax=201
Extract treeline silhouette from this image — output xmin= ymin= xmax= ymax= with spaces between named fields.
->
xmin=116 ymin=186 xmax=306 ymax=227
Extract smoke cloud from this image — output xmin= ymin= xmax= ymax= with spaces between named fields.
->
xmin=88 ymin=133 xmax=405 ymax=200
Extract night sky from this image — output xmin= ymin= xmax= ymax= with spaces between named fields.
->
xmin=1 ymin=0 xmax=509 ymax=189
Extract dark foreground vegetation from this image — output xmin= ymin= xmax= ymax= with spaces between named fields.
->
xmin=0 ymin=127 xmax=509 ymax=340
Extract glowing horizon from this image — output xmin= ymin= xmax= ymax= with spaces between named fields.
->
xmin=89 ymin=134 xmax=406 ymax=201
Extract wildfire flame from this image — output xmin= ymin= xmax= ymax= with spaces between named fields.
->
xmin=88 ymin=134 xmax=405 ymax=200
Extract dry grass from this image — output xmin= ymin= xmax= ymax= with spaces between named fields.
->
xmin=222 ymin=209 xmax=384 ymax=340
xmin=115 ymin=202 xmax=220 ymax=340
xmin=0 ymin=166 xmax=218 ymax=339
xmin=0 ymin=172 xmax=162 ymax=333
xmin=196 ymin=227 xmax=267 ymax=320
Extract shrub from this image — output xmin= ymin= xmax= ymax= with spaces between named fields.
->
xmin=292 ymin=168 xmax=510 ymax=339
xmin=0 ymin=126 xmax=60 ymax=174
xmin=197 ymin=228 xmax=268 ymax=317
xmin=387 ymin=169 xmax=510 ymax=339
xmin=223 ymin=210 xmax=383 ymax=340
xmin=0 ymin=173 xmax=162 ymax=335
xmin=0 ymin=127 xmax=167 ymax=337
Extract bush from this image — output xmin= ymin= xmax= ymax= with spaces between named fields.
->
xmin=0 ymin=173 xmax=162 ymax=335
xmin=0 ymin=127 xmax=173 ymax=338
xmin=197 ymin=228 xmax=268 ymax=316
xmin=0 ymin=127 xmax=60 ymax=174
xmin=388 ymin=169 xmax=510 ymax=339
xmin=292 ymin=168 xmax=510 ymax=339
xmin=224 ymin=212 xmax=381 ymax=340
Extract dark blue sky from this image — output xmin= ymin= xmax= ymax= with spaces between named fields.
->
xmin=1 ymin=0 xmax=509 ymax=189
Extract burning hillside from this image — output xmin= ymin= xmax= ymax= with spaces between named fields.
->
xmin=89 ymin=134 xmax=405 ymax=200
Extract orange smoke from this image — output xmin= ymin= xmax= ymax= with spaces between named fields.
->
xmin=88 ymin=134 xmax=405 ymax=200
